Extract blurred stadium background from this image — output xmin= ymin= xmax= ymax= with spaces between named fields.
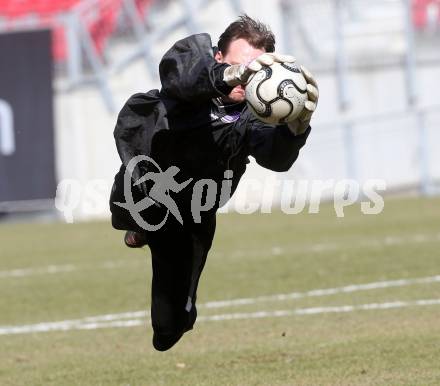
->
xmin=1 ymin=1 xmax=440 ymax=385
xmin=0 ymin=0 xmax=439 ymax=219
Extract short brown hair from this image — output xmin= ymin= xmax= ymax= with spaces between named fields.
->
xmin=218 ymin=15 xmax=275 ymax=54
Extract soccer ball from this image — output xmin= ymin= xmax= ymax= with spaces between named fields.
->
xmin=245 ymin=62 xmax=308 ymax=124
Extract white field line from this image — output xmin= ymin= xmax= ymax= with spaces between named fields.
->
xmin=198 ymin=299 xmax=440 ymax=321
xmin=1 ymin=273 xmax=439 ymax=332
xmin=0 ymin=264 xmax=77 ymax=278
xmin=199 ymin=274 xmax=440 ymax=309
xmin=0 ymin=260 xmax=138 ymax=279
xmin=1 ymin=273 xmax=440 ymax=335
xmin=225 ymin=232 xmax=440 ymax=259
xmin=0 ymin=310 xmax=148 ymax=335
xmin=1 ymin=232 xmax=439 ymax=279
xmin=1 ymin=298 xmax=440 ymax=336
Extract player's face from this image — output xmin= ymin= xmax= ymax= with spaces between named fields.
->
xmin=215 ymin=38 xmax=265 ymax=103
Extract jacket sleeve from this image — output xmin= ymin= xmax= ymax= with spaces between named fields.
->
xmin=159 ymin=33 xmax=233 ymax=102
xmin=113 ymin=90 xmax=169 ymax=194
xmin=246 ymin=112 xmax=311 ymax=172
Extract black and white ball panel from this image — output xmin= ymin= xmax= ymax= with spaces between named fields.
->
xmin=245 ymin=62 xmax=308 ymax=124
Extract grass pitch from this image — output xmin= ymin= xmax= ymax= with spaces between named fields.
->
xmin=1 ymin=196 xmax=440 ymax=385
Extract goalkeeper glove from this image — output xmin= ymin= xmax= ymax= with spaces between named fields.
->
xmin=223 ymin=52 xmax=296 ymax=87
xmin=287 ymin=65 xmax=319 ymax=135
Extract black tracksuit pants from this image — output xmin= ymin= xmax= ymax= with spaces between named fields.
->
xmin=110 ymin=167 xmax=216 ymax=338
xmin=147 ymin=216 xmax=215 ymax=336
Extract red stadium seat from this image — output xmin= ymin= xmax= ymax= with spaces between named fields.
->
xmin=412 ymin=0 xmax=440 ymax=30
xmin=0 ymin=0 xmax=152 ymax=62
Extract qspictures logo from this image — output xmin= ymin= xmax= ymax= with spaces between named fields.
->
xmin=113 ymin=155 xmax=193 ymax=231
xmin=112 ymin=155 xmax=236 ymax=231
xmin=55 ymin=155 xmax=386 ymax=228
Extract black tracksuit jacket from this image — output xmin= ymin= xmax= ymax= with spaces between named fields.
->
xmin=110 ymin=33 xmax=310 ymax=230
xmin=109 ymin=33 xmax=311 ymax=344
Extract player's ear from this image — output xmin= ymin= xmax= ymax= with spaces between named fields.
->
xmin=214 ymin=47 xmax=223 ymax=63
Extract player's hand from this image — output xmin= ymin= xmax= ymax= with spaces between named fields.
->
xmin=287 ymin=65 xmax=319 ymax=135
xmin=223 ymin=52 xmax=296 ymax=87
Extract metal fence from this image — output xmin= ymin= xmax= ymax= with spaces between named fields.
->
xmin=278 ymin=0 xmax=440 ymax=195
